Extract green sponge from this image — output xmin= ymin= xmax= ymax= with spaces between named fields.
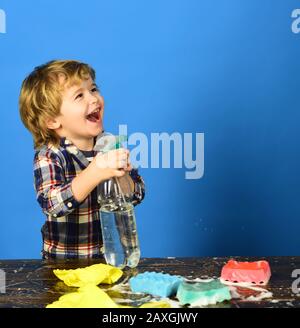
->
xmin=176 ymin=279 xmax=231 ymax=307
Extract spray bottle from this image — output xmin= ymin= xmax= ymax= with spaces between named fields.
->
xmin=94 ymin=132 xmax=140 ymax=268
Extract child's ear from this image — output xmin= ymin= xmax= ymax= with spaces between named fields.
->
xmin=45 ymin=117 xmax=61 ymax=130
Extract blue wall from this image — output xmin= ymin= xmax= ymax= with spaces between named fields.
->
xmin=0 ymin=0 xmax=300 ymax=259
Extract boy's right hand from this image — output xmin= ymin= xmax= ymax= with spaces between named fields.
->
xmin=92 ymin=148 xmax=131 ymax=179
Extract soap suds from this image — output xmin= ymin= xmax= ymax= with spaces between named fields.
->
xmin=186 ymin=277 xmax=214 ymax=283
xmin=221 ymin=280 xmax=273 ymax=302
xmin=246 ymin=292 xmax=273 ymax=302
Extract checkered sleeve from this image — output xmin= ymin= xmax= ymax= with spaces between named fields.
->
xmin=129 ymin=168 xmax=145 ymax=206
xmin=33 ymin=150 xmax=81 ymax=217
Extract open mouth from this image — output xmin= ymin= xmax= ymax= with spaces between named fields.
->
xmin=86 ymin=108 xmax=101 ymax=122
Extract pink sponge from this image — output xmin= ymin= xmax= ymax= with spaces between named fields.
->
xmin=221 ymin=260 xmax=271 ymax=285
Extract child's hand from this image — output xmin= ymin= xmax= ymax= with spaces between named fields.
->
xmin=93 ymin=148 xmax=131 ymax=178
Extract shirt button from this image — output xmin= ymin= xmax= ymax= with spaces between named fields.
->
xmin=67 ymin=202 xmax=73 ymax=208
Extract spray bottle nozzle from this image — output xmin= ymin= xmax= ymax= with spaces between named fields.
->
xmin=94 ymin=133 xmax=129 ymax=207
xmin=94 ymin=134 xmax=128 ymax=153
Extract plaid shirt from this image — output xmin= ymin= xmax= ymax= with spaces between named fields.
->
xmin=33 ymin=135 xmax=145 ymax=259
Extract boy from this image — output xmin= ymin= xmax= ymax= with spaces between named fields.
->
xmin=19 ymin=60 xmax=145 ymax=259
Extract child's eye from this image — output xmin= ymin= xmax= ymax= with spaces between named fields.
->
xmin=75 ymin=93 xmax=83 ymax=100
xmin=91 ymin=87 xmax=99 ymax=93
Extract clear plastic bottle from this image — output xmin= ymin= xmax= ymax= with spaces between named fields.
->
xmin=95 ymin=133 xmax=141 ymax=268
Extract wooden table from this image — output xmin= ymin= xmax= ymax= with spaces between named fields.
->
xmin=0 ymin=257 xmax=299 ymax=308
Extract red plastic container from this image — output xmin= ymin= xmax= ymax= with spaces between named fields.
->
xmin=221 ymin=260 xmax=271 ymax=285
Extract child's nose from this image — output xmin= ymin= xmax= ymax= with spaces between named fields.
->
xmin=88 ymin=92 xmax=98 ymax=103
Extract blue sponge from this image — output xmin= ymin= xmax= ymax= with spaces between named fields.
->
xmin=129 ymin=271 xmax=184 ymax=297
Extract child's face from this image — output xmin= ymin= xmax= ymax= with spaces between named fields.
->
xmin=52 ymin=76 xmax=104 ymax=144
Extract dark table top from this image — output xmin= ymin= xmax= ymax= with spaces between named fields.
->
xmin=0 ymin=256 xmax=299 ymax=308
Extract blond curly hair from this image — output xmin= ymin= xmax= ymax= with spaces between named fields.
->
xmin=19 ymin=60 xmax=96 ymax=149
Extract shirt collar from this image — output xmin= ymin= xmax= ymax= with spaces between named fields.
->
xmin=59 ymin=136 xmax=97 ymax=168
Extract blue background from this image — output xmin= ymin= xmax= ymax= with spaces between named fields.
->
xmin=0 ymin=0 xmax=299 ymax=259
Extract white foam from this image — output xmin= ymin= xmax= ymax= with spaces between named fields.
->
xmin=246 ymin=292 xmax=273 ymax=302
xmin=186 ymin=277 xmax=214 ymax=283
xmin=221 ymin=279 xmax=273 ymax=301
xmin=220 ymin=279 xmax=268 ymax=291
xmin=188 ymin=294 xmax=231 ymax=307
